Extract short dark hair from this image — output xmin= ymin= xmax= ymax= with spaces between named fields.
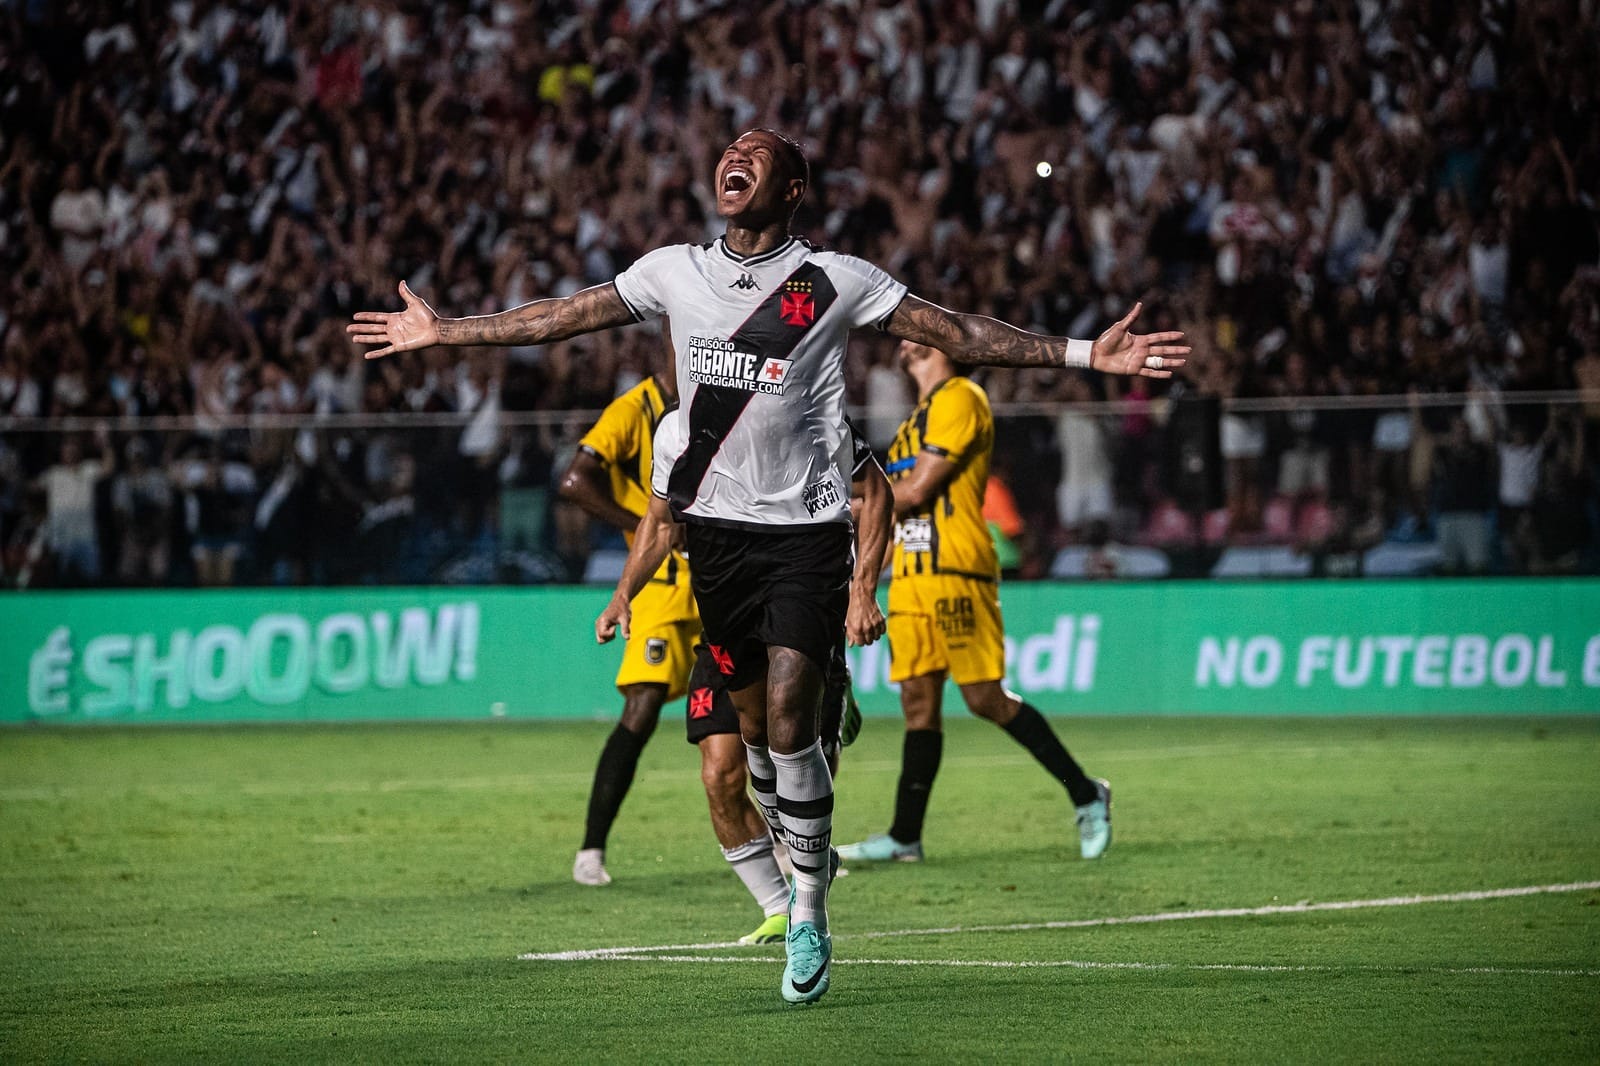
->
xmin=752 ymin=128 xmax=809 ymax=188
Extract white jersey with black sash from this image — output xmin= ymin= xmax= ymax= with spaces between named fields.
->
xmin=614 ymin=236 xmax=906 ymax=531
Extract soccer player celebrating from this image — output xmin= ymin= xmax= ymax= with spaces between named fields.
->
xmin=348 ymin=128 xmax=1187 ymax=1004
xmin=642 ymin=420 xmax=891 ymax=946
xmin=560 ymin=365 xmax=889 ymax=949
xmin=837 ymin=341 xmax=1113 ymax=869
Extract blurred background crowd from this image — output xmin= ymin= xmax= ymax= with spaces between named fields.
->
xmin=2 ymin=0 xmax=1597 ymax=587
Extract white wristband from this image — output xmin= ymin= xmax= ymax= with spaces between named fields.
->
xmin=1064 ymin=338 xmax=1092 ymax=368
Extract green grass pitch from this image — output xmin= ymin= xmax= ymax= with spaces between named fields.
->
xmin=3 ymin=715 xmax=1598 ymax=1063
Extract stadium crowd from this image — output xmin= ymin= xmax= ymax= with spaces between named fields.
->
xmin=1 ymin=0 xmax=1597 ymax=586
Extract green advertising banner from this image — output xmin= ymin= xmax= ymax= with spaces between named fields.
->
xmin=3 ymin=580 xmax=1599 ymax=724
xmin=4 ymin=588 xmax=622 ymax=724
xmin=846 ymin=579 xmax=1600 ymax=715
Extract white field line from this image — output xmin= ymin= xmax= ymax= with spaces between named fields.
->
xmin=0 ymin=742 xmax=1356 ymax=802
xmin=600 ymin=955 xmax=1600 ymax=978
xmin=518 ymin=880 xmax=1600 ymax=963
xmin=822 ymin=743 xmax=1366 ymax=776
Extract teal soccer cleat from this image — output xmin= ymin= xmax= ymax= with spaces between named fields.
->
xmin=1075 ymin=778 xmax=1112 ymax=859
xmin=780 ymin=921 xmax=832 ymax=1004
xmin=834 ymin=833 xmax=924 ymax=863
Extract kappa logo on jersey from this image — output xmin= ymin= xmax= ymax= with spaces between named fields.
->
xmin=689 ymin=687 xmax=714 ymax=719
xmin=687 ymin=336 xmax=793 ymax=394
xmin=707 ymin=644 xmax=735 ymax=676
xmin=780 ymin=279 xmax=816 ymax=327
xmin=729 ymin=272 xmax=758 ymax=290
xmin=645 ymin=638 xmax=667 ymax=664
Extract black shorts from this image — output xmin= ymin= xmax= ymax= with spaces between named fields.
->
xmin=685 ymin=640 xmax=851 ymax=750
xmin=685 ymin=522 xmax=852 ymax=691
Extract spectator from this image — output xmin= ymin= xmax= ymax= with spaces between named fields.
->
xmin=863 ymin=341 xmax=913 ymax=452
xmin=175 ymin=440 xmax=256 ymax=587
xmin=1218 ymin=387 xmax=1267 ymax=533
xmin=109 ymin=437 xmax=173 ymax=585
xmin=357 ymin=452 xmax=418 ymax=583
xmin=36 ymin=431 xmax=112 ymax=585
xmin=1430 ymin=416 xmax=1496 ymax=576
xmin=1519 ymin=412 xmax=1590 ymax=574
xmin=1272 ymin=351 xmax=1331 ymax=504
xmin=1496 ymin=415 xmax=1545 ymax=569
xmin=252 ymin=437 xmax=315 ymax=586
xmin=49 ymin=163 xmax=105 ymax=272
xmin=1054 ymin=374 xmax=1113 ymax=537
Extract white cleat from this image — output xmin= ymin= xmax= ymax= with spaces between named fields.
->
xmin=1075 ymin=779 xmax=1112 ymax=860
xmin=572 ymin=848 xmax=612 ymax=886
xmin=835 ymin=834 xmax=923 ymax=863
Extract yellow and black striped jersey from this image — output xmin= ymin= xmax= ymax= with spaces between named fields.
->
xmin=887 ymin=376 xmax=998 ymax=581
xmin=578 ymin=376 xmax=686 ymax=588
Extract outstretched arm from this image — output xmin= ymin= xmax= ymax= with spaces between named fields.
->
xmin=347 ymin=281 xmax=637 ymax=360
xmin=884 ymin=295 xmax=1190 ymax=377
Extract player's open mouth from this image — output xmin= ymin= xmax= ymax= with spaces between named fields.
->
xmin=722 ymin=168 xmax=753 ymax=195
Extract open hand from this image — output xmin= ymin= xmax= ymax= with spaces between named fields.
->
xmin=1090 ymin=302 xmax=1191 ymax=378
xmin=346 ymin=281 xmax=440 ymax=360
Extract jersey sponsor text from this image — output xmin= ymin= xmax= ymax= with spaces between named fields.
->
xmin=803 ymin=475 xmax=842 ymax=516
xmin=686 ymin=336 xmax=792 ymax=394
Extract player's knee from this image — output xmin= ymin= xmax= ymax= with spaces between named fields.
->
xmin=900 ymin=687 xmax=941 ymax=729
xmin=766 ymin=647 xmax=824 ymax=708
xmin=898 ymin=675 xmax=943 ymax=730
xmin=619 ymin=684 xmax=667 ymax=736
xmin=700 ymin=752 xmax=746 ymax=803
xmin=962 ymin=683 xmax=1015 ymax=723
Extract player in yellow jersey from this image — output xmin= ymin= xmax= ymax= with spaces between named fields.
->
xmin=560 ymin=367 xmax=699 ymax=887
xmin=837 ymin=340 xmax=1113 ymax=864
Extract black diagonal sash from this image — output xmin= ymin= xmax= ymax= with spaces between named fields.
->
xmin=667 ymin=261 xmax=839 ymax=517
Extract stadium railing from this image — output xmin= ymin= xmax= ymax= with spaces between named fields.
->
xmin=1 ymin=391 xmax=1596 ymax=589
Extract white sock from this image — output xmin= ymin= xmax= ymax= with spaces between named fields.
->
xmin=770 ymin=740 xmax=833 ymax=933
xmin=744 ymin=742 xmax=784 ymax=839
xmin=721 ymin=835 xmax=790 ymax=917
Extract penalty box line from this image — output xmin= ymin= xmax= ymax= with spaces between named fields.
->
xmin=519 ymin=879 xmax=1600 ymax=963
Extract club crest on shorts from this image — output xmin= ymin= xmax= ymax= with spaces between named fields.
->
xmin=645 ymin=638 xmax=667 ymax=664
xmin=689 ymin=687 xmax=713 ymax=719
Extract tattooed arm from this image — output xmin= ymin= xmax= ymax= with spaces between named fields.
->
xmin=884 ymin=293 xmax=1191 ymax=378
xmin=346 ymin=281 xmax=636 ymax=360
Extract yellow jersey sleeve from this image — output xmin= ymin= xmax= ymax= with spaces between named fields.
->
xmin=579 ymin=393 xmax=643 ymax=470
xmin=577 ymin=380 xmax=665 ymax=523
xmin=920 ymin=379 xmax=987 ymax=463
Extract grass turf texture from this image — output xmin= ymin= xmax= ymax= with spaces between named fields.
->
xmin=3 ymin=716 xmax=1597 ymax=1063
